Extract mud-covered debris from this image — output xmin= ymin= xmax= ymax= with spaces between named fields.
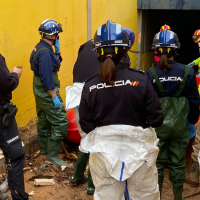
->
xmin=23 ymin=167 xmax=31 ymax=171
xmin=32 ymin=150 xmax=40 ymax=158
xmin=62 ymin=142 xmax=77 ymax=160
xmin=28 ymin=176 xmax=54 ymax=181
xmin=34 ymin=179 xmax=55 ymax=186
xmin=28 ymin=191 xmax=34 ymax=196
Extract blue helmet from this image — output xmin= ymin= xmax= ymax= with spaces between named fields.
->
xmin=152 ymin=29 xmax=180 ymax=49
xmin=38 ymin=19 xmax=63 ymax=35
xmin=93 ymin=20 xmax=130 ymax=50
xmin=125 ymin=28 xmax=135 ymax=48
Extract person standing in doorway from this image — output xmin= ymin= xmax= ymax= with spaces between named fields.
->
xmin=186 ymin=29 xmax=200 ymax=187
xmin=0 ymin=61 xmax=29 ymax=199
xmin=154 ymin=24 xmax=172 ymax=64
xmin=188 ymin=29 xmax=200 ymax=77
xmin=79 ymin=20 xmax=164 ymax=200
xmin=30 ymin=19 xmax=68 ymax=166
xmin=146 ymin=29 xmax=200 ymax=199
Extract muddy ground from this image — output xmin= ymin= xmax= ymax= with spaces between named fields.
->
xmin=23 ymin=159 xmax=200 ymax=200
xmin=0 ymin=125 xmax=200 ymax=200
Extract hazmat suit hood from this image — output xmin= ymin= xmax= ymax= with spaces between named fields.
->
xmin=73 ymin=40 xmax=101 ymax=83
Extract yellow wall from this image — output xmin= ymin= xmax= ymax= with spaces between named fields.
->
xmin=140 ymin=52 xmax=154 ymax=71
xmin=0 ymin=0 xmax=139 ymax=129
xmin=91 ymin=0 xmax=139 ymax=68
xmin=0 ymin=0 xmax=87 ymax=128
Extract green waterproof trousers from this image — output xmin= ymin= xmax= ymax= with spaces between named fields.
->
xmin=33 ymin=73 xmax=68 ymax=149
xmin=156 ymin=129 xmax=190 ymax=195
xmin=149 ymin=66 xmax=191 ymax=200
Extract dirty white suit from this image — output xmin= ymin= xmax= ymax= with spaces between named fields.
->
xmin=65 ymin=82 xmax=86 ymax=137
xmin=80 ymin=125 xmax=160 ymax=200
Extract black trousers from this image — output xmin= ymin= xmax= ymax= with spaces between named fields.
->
xmin=0 ymin=114 xmax=29 ymax=200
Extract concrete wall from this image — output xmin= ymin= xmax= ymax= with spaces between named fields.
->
xmin=1 ymin=0 xmax=140 ymax=129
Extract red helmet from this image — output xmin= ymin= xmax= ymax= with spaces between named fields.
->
xmin=192 ymin=30 xmax=200 ymax=43
xmin=160 ymin=24 xmax=171 ymax=32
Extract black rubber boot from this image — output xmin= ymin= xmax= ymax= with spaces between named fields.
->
xmin=87 ymin=168 xmax=95 ymax=195
xmin=173 ymin=184 xmax=185 ymax=200
xmin=45 ymin=139 xmax=67 ymax=166
xmin=159 ymin=182 xmax=163 ymax=198
xmin=38 ymin=136 xmax=49 ymax=155
xmin=0 ymin=193 xmax=10 ymax=200
xmin=70 ymin=152 xmax=89 ymax=185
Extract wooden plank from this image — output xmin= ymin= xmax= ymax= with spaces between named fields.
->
xmin=137 ymin=0 xmax=200 ymax=10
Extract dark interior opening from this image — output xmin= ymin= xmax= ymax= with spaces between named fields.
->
xmin=141 ymin=10 xmax=200 ymax=70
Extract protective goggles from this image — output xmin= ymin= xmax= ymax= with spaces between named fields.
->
xmin=58 ymin=23 xmax=63 ymax=32
xmin=93 ymin=40 xmax=130 ymax=50
xmin=152 ymin=43 xmax=180 ymax=49
xmin=192 ymin=35 xmax=200 ymax=43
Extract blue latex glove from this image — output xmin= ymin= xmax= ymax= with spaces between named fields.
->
xmin=52 ymin=95 xmax=61 ymax=109
xmin=55 ymin=40 xmax=60 ymax=54
xmin=188 ymin=122 xmax=196 ymax=138
xmin=197 ymin=73 xmax=200 ymax=77
xmin=188 ymin=62 xmax=195 ymax=67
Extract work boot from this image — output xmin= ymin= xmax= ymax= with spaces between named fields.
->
xmin=173 ymin=184 xmax=185 ymax=200
xmin=45 ymin=139 xmax=67 ymax=166
xmin=0 ymin=193 xmax=10 ymax=200
xmin=70 ymin=152 xmax=89 ymax=185
xmin=185 ymin=161 xmax=199 ymax=187
xmin=87 ymin=168 xmax=95 ymax=195
xmin=38 ymin=136 xmax=49 ymax=155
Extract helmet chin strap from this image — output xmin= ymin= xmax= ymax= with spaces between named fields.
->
xmin=44 ymin=37 xmax=56 ymax=45
xmin=42 ymin=33 xmax=57 ymax=44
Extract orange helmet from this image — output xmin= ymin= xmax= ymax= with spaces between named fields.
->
xmin=160 ymin=24 xmax=171 ymax=32
xmin=192 ymin=30 xmax=200 ymax=43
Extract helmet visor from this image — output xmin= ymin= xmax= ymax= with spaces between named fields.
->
xmin=192 ymin=35 xmax=200 ymax=43
xmin=58 ymin=23 xmax=63 ymax=32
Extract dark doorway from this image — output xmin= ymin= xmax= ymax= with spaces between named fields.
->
xmin=138 ymin=0 xmax=200 ymax=10
xmin=141 ymin=10 xmax=200 ymax=68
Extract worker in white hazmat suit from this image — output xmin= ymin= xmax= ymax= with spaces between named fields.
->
xmin=79 ymin=20 xmax=164 ymax=200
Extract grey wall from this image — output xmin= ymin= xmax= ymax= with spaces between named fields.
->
xmin=138 ymin=0 xmax=200 ymax=10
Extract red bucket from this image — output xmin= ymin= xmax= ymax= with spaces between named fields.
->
xmin=66 ymin=109 xmax=82 ymax=144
